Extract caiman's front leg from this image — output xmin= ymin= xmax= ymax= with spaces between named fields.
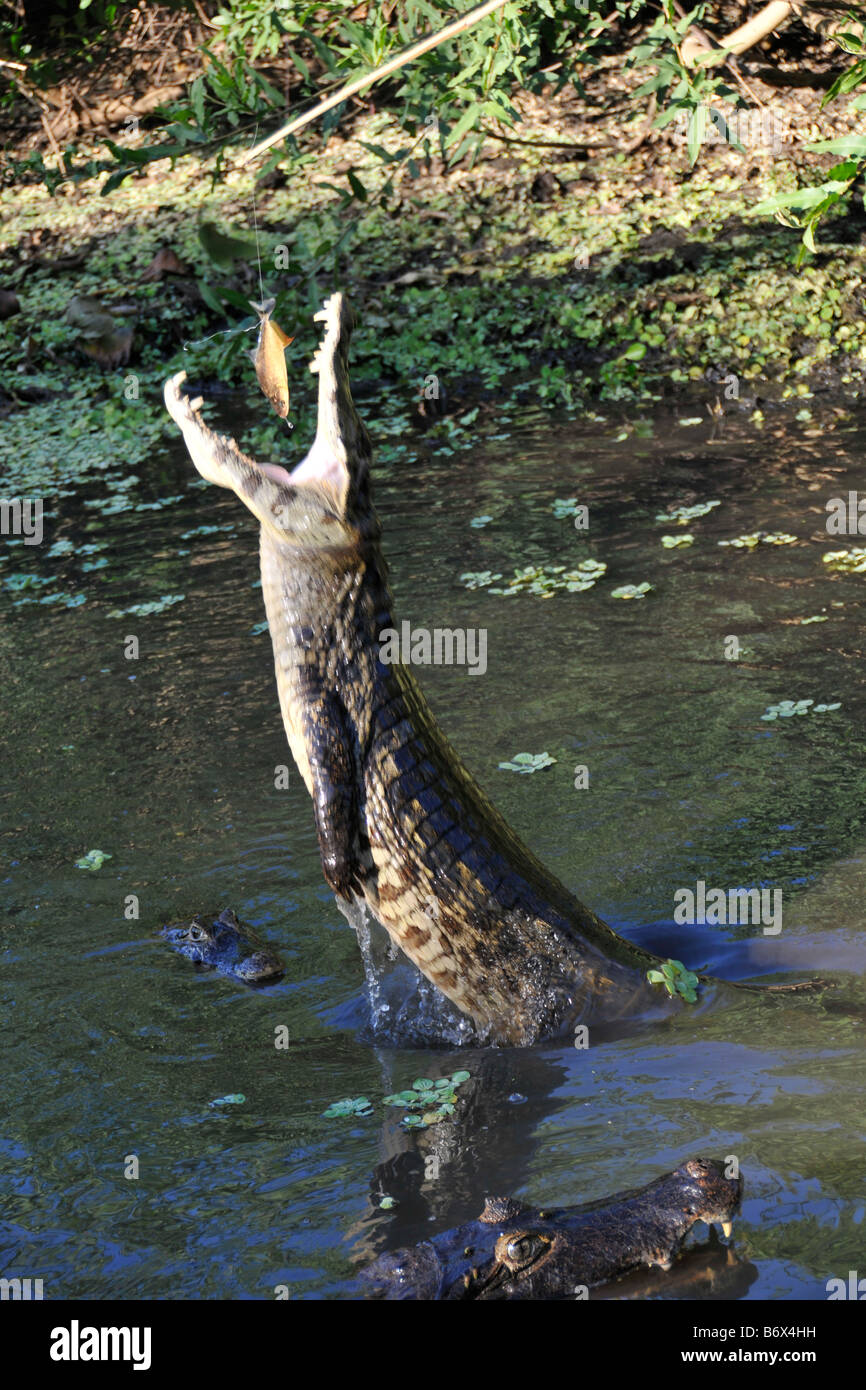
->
xmin=302 ymin=688 xmax=363 ymax=901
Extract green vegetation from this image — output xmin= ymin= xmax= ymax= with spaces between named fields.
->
xmin=498 ymin=751 xmax=556 ymax=774
xmin=1 ymin=3 xmax=865 ymax=501
xmin=647 ymin=957 xmax=699 ymax=1002
xmin=323 ymin=1071 xmax=472 ymax=1129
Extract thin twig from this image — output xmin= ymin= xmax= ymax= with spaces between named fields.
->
xmin=241 ymin=0 xmax=518 ymax=164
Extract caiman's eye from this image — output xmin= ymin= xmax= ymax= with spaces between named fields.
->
xmin=187 ymin=925 xmax=207 ymax=942
xmin=499 ymin=1232 xmax=550 ymax=1270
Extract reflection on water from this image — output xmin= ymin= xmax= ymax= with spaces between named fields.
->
xmin=2 ymin=396 xmax=866 ymax=1299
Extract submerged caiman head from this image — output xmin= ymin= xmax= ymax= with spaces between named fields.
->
xmin=362 ymin=1158 xmax=743 ymax=1300
xmin=160 ymin=908 xmax=284 ymax=984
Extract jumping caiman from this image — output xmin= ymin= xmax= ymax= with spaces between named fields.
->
xmin=163 ymin=293 xmax=821 ymax=1043
xmin=160 ymin=908 xmax=284 ymax=983
xmin=362 ymin=1157 xmax=743 ymax=1300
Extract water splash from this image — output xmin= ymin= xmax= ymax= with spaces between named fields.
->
xmin=337 ymin=895 xmax=480 ymax=1047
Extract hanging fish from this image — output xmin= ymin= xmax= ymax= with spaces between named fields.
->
xmin=250 ymin=298 xmax=294 ymax=419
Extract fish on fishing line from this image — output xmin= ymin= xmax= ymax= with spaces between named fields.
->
xmin=250 ymin=297 xmax=294 ymax=422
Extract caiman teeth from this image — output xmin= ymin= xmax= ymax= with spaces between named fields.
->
xmin=718 ymin=1219 xmax=733 ymax=1239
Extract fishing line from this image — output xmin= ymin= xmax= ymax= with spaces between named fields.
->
xmin=250 ymin=121 xmax=266 ymax=307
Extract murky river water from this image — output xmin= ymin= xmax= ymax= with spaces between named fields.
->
xmin=2 ymin=392 xmax=865 ymax=1298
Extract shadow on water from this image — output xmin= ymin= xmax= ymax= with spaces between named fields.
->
xmin=2 ymin=394 xmax=866 ymax=1298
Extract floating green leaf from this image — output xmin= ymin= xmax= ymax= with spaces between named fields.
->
xmin=611 ymin=582 xmax=653 ymax=600
xmin=499 ymin=751 xmax=556 ymax=774
xmin=647 ymin=958 xmax=699 ymax=1003
xmin=323 ymin=1096 xmax=374 ymax=1119
xmin=75 ymin=849 xmax=112 ymax=871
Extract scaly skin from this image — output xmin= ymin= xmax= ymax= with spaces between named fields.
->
xmin=362 ymin=1157 xmax=743 ymax=1300
xmin=161 ymin=908 xmax=284 ymax=984
xmin=163 ymin=294 xmax=822 ymax=1043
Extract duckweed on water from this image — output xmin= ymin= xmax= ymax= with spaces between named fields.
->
xmin=719 ymin=532 xmax=798 ymax=549
xmin=323 ymin=1071 xmax=472 ymax=1130
xmin=384 ymin=1072 xmax=472 ymax=1131
xmin=322 ymin=1097 xmax=374 ymax=1119
xmin=611 ymin=582 xmax=653 ymax=599
xmin=106 ymin=594 xmax=185 ymax=618
xmin=498 ymin=752 xmax=556 ymax=774
xmin=75 ymin=849 xmax=111 ymax=871
xmin=823 ymin=548 xmax=866 ymax=573
xmin=488 ymin=561 xmax=607 ymax=596
xmin=661 ymin=534 xmax=695 ymax=548
xmin=655 ymin=501 xmax=721 ymax=525
xmin=459 ymin=571 xmax=503 ymax=590
xmin=647 ymin=959 xmax=699 ymax=1004
xmin=469 ymin=515 xmax=494 ymax=529
xmin=552 ymin=497 xmax=581 ymax=519
xmin=761 ymin=699 xmax=841 ymax=720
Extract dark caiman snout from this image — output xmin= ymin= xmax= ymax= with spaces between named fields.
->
xmin=160 ymin=908 xmax=285 ymax=984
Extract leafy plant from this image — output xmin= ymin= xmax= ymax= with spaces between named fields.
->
xmin=498 ymin=751 xmax=556 ymax=774
xmin=610 ymin=581 xmax=653 ymax=599
xmin=647 ymin=958 xmax=699 ymax=1002
xmin=75 ymin=849 xmax=112 ymax=870
xmin=761 ymin=699 xmax=841 ymax=721
xmin=754 ymin=20 xmax=866 ymax=258
xmin=322 ymin=1096 xmax=374 ymax=1119
xmin=383 ymin=1071 xmax=471 ymax=1130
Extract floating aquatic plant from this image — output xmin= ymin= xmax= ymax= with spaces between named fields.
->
xmin=75 ymin=849 xmax=112 ymax=871
xmin=488 ymin=561 xmax=606 ymax=597
xmin=823 ymin=548 xmax=866 ymax=574
xmin=459 ymin=570 xmax=503 ymax=590
xmin=180 ymin=524 xmax=235 ymax=540
xmin=499 ymin=752 xmax=556 ymax=774
xmin=655 ymin=501 xmax=720 ymax=526
xmin=210 ymin=1093 xmax=246 ymax=1107
xmin=647 ymin=959 xmax=699 ymax=1003
xmin=134 ymin=495 xmax=185 ymax=512
xmin=660 ymin=534 xmax=694 ymax=548
xmin=761 ymin=699 xmax=840 ymax=721
xmin=718 ymin=532 xmax=797 ymax=549
xmin=469 ymin=514 xmax=493 ymax=529
xmin=552 ymin=497 xmax=580 ymax=519
xmin=611 ymin=582 xmax=653 ymax=599
xmin=383 ymin=1072 xmax=471 ymax=1131
xmin=323 ymin=1097 xmax=374 ymax=1119
xmin=106 ymin=594 xmax=185 ymax=618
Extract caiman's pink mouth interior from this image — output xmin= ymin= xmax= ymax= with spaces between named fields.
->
xmin=270 ymin=439 xmax=347 ymax=493
xmin=256 ymin=462 xmax=295 ymax=486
